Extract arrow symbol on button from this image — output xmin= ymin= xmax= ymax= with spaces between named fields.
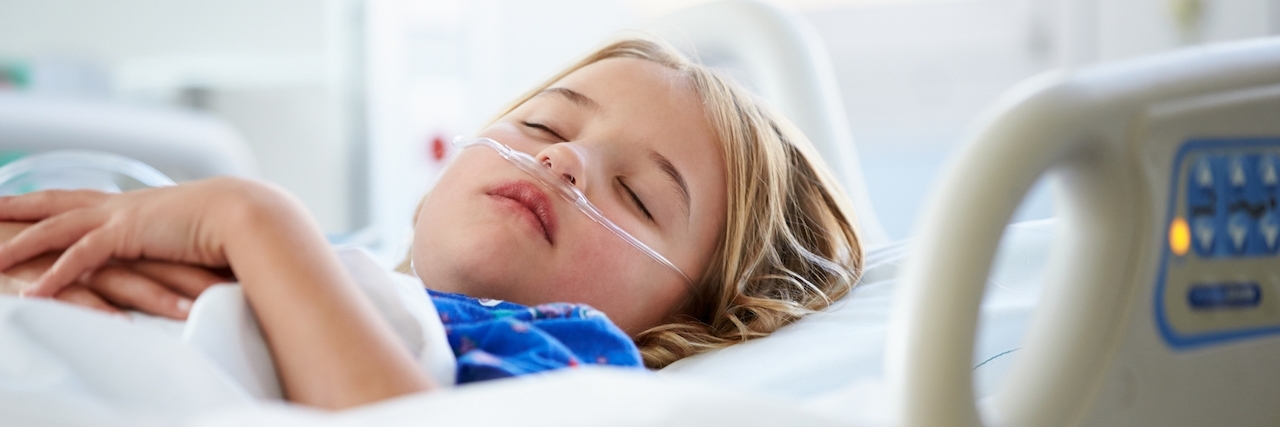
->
xmin=1194 ymin=217 xmax=1215 ymax=250
xmin=1263 ymin=158 xmax=1278 ymax=186
xmin=1262 ymin=214 xmax=1279 ymax=249
xmin=1197 ymin=160 xmax=1214 ymax=187
xmin=1231 ymin=158 xmax=1246 ymax=187
xmin=1228 ymin=214 xmax=1248 ymax=250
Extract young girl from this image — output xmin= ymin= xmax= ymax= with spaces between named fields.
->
xmin=0 ymin=38 xmax=862 ymax=409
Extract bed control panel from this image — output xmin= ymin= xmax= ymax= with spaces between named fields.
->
xmin=1157 ymin=138 xmax=1280 ymax=349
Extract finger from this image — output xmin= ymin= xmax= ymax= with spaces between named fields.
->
xmin=0 ymin=190 xmax=109 ymax=222
xmin=24 ymin=227 xmax=117 ymax=299
xmin=52 ymin=284 xmax=126 ymax=317
xmin=86 ymin=266 xmax=193 ymax=320
xmin=0 ymin=211 xmax=102 ymax=272
xmin=124 ymin=260 xmax=229 ymax=299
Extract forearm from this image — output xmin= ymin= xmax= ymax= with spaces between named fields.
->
xmin=221 ymin=183 xmax=433 ymax=409
xmin=0 ymin=180 xmax=432 ymax=408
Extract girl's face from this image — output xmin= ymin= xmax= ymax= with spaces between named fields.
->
xmin=412 ymin=58 xmax=727 ymax=334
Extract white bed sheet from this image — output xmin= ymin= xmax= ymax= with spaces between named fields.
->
xmin=654 ymin=219 xmax=1055 ymax=426
xmin=0 ymin=247 xmax=454 ymax=426
xmin=0 ymin=221 xmax=1056 ymax=426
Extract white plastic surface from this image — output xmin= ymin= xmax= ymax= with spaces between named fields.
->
xmin=0 ymin=150 xmax=176 ymax=195
xmin=886 ymin=37 xmax=1280 ymax=427
xmin=0 ymin=93 xmax=257 ymax=181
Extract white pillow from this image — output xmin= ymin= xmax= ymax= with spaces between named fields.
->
xmin=658 ymin=219 xmax=1057 ymax=401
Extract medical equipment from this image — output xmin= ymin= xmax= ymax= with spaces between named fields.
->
xmin=0 ymin=150 xmax=176 ymax=196
xmin=0 ymin=93 xmax=256 ymax=182
xmin=453 ymin=137 xmax=693 ymax=284
xmin=889 ymin=36 xmax=1280 ymax=426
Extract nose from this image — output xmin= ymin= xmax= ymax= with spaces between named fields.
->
xmin=535 ymin=143 xmax=588 ymax=189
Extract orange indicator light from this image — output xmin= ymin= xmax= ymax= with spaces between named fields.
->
xmin=1170 ymin=217 xmax=1191 ymax=256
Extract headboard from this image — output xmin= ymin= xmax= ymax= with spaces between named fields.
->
xmin=644 ymin=0 xmax=889 ymax=247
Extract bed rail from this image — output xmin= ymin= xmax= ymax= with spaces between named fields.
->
xmin=888 ymin=37 xmax=1280 ymax=426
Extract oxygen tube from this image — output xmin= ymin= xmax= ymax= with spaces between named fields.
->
xmin=454 ymin=136 xmax=694 ymax=285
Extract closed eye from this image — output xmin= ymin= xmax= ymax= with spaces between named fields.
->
xmin=522 ymin=121 xmax=568 ymax=142
xmin=619 ymin=178 xmax=654 ymax=223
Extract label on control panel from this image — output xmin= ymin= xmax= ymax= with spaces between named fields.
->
xmin=1187 ymin=282 xmax=1262 ymax=310
xmin=1157 ymin=138 xmax=1280 ymax=349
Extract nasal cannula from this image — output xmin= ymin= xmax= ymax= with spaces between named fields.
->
xmin=454 ymin=137 xmax=695 ymax=285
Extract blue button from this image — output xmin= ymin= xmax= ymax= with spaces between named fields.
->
xmin=1260 ymin=210 xmax=1279 ymax=253
xmin=1260 ymin=153 xmax=1279 ymax=188
xmin=1187 ymin=156 xmax=1217 ymax=216
xmin=1227 ymin=155 xmax=1248 ymax=189
xmin=1223 ymin=155 xmax=1250 ymax=219
xmin=1188 ymin=282 xmax=1262 ymax=310
xmin=1226 ymin=211 xmax=1251 ymax=254
xmin=1191 ymin=215 xmax=1217 ymax=256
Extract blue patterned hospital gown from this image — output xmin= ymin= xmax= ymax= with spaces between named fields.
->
xmin=427 ymin=289 xmax=644 ymax=384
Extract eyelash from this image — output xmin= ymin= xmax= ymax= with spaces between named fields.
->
xmin=619 ymin=179 xmax=654 ymax=222
xmin=524 ymin=120 xmax=654 ymax=223
xmin=522 ymin=121 xmax=566 ymax=142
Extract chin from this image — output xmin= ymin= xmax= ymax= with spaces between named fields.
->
xmin=414 ymin=226 xmax=530 ymax=297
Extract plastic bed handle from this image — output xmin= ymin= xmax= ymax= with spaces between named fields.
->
xmin=883 ymin=38 xmax=1280 ymax=427
xmin=884 ymin=74 xmax=1144 ymax=427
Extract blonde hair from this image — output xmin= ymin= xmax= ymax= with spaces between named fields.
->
xmin=402 ymin=37 xmax=863 ymax=368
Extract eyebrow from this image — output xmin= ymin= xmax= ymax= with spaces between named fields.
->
xmin=650 ymin=150 xmax=691 ymax=218
xmin=536 ymin=87 xmax=600 ymax=111
xmin=533 ymin=87 xmax=688 ymax=218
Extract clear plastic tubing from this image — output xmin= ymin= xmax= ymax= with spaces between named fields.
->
xmin=454 ymin=137 xmax=694 ymax=285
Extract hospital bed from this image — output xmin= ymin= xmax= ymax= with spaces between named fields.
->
xmin=890 ymin=34 xmax=1280 ymax=426
xmin=2 ymin=1 xmax=1280 ymax=426
xmin=0 ymin=92 xmax=257 ymax=181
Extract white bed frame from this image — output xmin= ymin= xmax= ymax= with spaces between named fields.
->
xmin=0 ymin=93 xmax=256 ymax=181
xmin=889 ymin=36 xmax=1280 ymax=426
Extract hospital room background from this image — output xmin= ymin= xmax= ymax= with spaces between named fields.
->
xmin=2 ymin=0 xmax=1276 ymax=264
xmin=2 ymin=1 xmax=1280 ymax=426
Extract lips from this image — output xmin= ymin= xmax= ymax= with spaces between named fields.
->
xmin=487 ymin=180 xmax=559 ymax=244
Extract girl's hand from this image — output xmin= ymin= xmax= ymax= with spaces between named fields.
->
xmin=80 ymin=261 xmax=231 ymax=319
xmin=0 ymin=179 xmax=434 ymax=408
xmin=3 ymin=254 xmax=230 ymax=319
xmin=76 ymin=260 xmax=231 ymax=319
xmin=0 ymin=178 xmax=256 ymax=300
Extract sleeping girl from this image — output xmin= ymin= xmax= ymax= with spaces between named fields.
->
xmin=0 ymin=37 xmax=862 ymax=409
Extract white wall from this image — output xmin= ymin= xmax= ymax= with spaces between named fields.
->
xmin=1 ymin=0 xmax=1276 ymax=241
xmin=0 ymin=0 xmax=358 ymax=233
xmin=363 ymin=0 xmax=631 ymax=259
xmin=804 ymin=0 xmax=1056 ymax=239
xmin=804 ymin=0 xmax=1279 ymax=239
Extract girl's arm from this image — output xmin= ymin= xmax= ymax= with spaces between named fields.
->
xmin=221 ymin=182 xmax=435 ymax=407
xmin=0 ymin=179 xmax=434 ymax=409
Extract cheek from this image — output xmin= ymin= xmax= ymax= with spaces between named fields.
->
xmin=551 ymin=225 xmax=687 ymax=332
xmin=410 ymin=187 xmax=462 ymax=282
xmin=410 ymin=156 xmax=543 ymax=293
xmin=556 ymin=228 xmax=642 ymax=287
